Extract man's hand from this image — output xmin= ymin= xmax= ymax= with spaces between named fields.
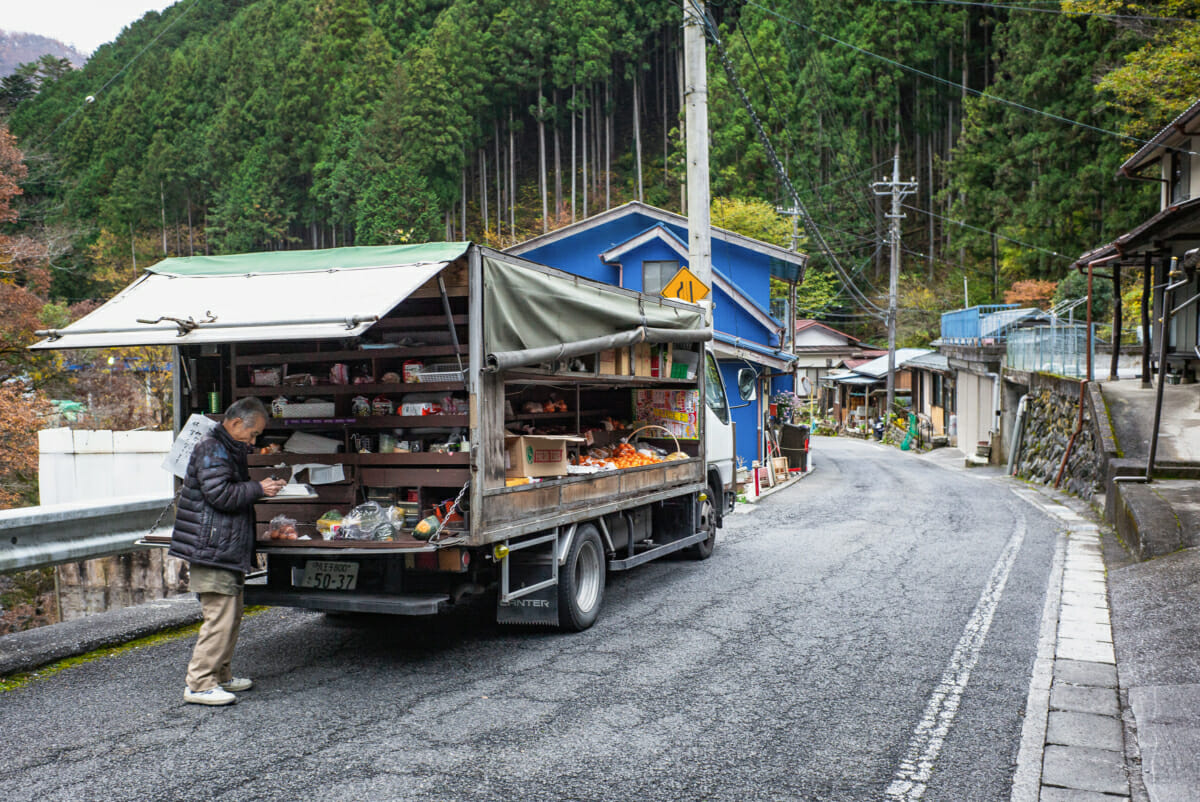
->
xmin=260 ymin=478 xmax=287 ymax=497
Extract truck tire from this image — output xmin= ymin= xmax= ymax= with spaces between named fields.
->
xmin=558 ymin=525 xmax=605 ymax=631
xmin=687 ymin=494 xmax=717 ymax=560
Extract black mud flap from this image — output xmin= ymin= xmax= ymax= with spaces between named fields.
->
xmin=495 ymin=541 xmax=559 ymax=625
xmin=496 ymin=585 xmax=559 ymax=625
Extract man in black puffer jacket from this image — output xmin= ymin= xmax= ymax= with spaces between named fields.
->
xmin=170 ymin=397 xmax=285 ymax=706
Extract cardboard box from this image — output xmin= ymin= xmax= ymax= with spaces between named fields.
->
xmin=504 ymin=434 xmax=584 ymax=478
xmin=633 ymin=343 xmax=653 ymax=377
xmin=598 ymin=348 xmax=631 ymax=375
xmin=598 ymin=349 xmax=616 ymax=374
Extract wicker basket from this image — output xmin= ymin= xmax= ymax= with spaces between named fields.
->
xmin=625 ymin=424 xmax=688 ymax=459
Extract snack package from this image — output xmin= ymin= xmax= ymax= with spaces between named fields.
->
xmin=316 ymin=510 xmax=343 ymax=537
xmin=265 ymin=515 xmax=299 ymax=540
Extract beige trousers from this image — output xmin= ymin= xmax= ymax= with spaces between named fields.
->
xmin=185 ymin=590 xmax=244 ymax=692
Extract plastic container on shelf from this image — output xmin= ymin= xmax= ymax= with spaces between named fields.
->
xmin=416 ymin=363 xmax=465 ymax=383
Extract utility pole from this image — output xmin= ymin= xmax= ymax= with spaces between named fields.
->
xmin=683 ymin=0 xmax=712 ymax=325
xmin=872 ymin=146 xmax=918 ymax=424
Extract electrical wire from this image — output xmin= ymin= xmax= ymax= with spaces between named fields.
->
xmin=900 ymin=202 xmax=1071 ymax=259
xmin=689 ymin=0 xmax=887 ymax=318
xmin=743 ymin=0 xmax=1196 ymax=156
xmin=733 ymin=12 xmax=879 ymax=255
xmin=871 ymin=0 xmax=1200 ymax=23
xmin=29 ymin=0 xmax=202 ymax=152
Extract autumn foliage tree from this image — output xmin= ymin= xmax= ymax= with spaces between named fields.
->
xmin=1004 ymin=279 xmax=1058 ymax=309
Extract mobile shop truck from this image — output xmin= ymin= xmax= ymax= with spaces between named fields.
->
xmin=33 ymin=243 xmax=740 ymax=630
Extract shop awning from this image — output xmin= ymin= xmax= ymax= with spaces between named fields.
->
xmin=31 ymin=244 xmax=470 ymax=350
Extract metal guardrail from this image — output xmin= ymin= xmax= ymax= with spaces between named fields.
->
xmin=0 ymin=494 xmax=175 ymax=573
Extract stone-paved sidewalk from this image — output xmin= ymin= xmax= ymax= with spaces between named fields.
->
xmin=1009 ymin=488 xmax=1130 ymax=802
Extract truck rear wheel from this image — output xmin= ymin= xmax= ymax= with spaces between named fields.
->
xmin=558 ymin=525 xmax=605 ymax=631
xmin=687 ymin=495 xmax=717 ymax=560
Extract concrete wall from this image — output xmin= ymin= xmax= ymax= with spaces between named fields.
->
xmin=38 ymin=428 xmax=174 ymax=505
xmin=38 ymin=428 xmax=185 ymax=621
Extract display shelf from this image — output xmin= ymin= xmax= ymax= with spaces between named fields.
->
xmin=257 ymin=414 xmax=467 ymax=430
xmin=504 ymin=410 xmax=578 ymax=421
xmin=235 ymin=381 xmax=466 ymax=398
xmin=236 ymin=344 xmax=466 ymax=366
xmin=249 ymin=451 xmax=469 ymax=467
xmin=504 ymin=370 xmax=694 ymax=386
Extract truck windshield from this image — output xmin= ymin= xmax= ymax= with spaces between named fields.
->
xmin=705 ymin=353 xmax=730 ymax=425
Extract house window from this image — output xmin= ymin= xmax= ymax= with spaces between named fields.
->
xmin=643 ymin=260 xmax=679 ymax=296
xmin=1171 ymin=149 xmax=1191 ymax=204
xmin=932 ymin=374 xmax=944 ymax=408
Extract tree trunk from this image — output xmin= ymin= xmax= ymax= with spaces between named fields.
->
xmin=480 ymin=147 xmax=488 ymax=234
xmin=927 ymin=132 xmax=935 ymax=278
xmin=186 ymin=189 xmax=194 ymax=256
xmin=554 ymin=88 xmax=562 ymax=221
xmin=495 ymin=119 xmax=503 ymax=237
xmin=539 ymin=78 xmax=548 ymax=233
xmin=662 ymin=32 xmax=669 ymax=185
xmin=509 ymin=107 xmax=516 ymax=237
xmin=582 ymin=87 xmax=589 ymax=219
xmin=571 ymin=84 xmax=577 ymax=223
xmin=604 ymin=81 xmax=611 ymax=210
xmin=633 ymin=74 xmax=644 ymax=202
xmin=160 ymin=181 xmax=168 ymax=255
xmin=592 ymin=90 xmax=600 ymax=201
xmin=677 ymin=42 xmax=686 ymax=211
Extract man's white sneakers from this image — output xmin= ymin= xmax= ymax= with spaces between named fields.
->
xmin=220 ymin=677 xmax=253 ymax=692
xmin=184 ymin=686 xmax=237 ymax=706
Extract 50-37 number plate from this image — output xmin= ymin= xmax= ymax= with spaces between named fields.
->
xmin=299 ymin=560 xmax=358 ymax=591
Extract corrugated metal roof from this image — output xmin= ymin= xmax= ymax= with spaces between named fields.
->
xmin=1119 ymin=97 xmax=1200 ymax=176
xmin=850 ymin=348 xmax=934 ymax=378
xmin=904 ymin=352 xmax=950 ymax=372
xmin=980 ymin=308 xmax=1048 ymax=338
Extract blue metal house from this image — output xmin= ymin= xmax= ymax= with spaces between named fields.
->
xmin=507 ymin=201 xmax=807 ymax=469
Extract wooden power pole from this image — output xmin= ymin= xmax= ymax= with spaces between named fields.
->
xmin=683 ymin=0 xmax=712 ymax=324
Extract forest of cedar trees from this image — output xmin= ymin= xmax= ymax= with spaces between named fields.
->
xmin=0 ymin=0 xmax=1198 ymax=517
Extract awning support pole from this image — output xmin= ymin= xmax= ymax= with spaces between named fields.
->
xmin=437 ymin=274 xmax=465 ymax=374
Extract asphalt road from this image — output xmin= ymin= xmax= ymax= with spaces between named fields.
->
xmin=0 ymin=436 xmax=1062 ymax=801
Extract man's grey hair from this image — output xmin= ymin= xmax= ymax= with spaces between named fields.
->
xmin=224 ymin=397 xmax=268 ymax=426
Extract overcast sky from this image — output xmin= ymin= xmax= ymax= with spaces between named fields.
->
xmin=4 ymin=1 xmax=177 ymax=55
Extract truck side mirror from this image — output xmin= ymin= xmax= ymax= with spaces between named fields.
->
xmin=737 ymin=368 xmax=757 ymax=402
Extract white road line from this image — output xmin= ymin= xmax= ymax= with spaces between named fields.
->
xmin=885 ymin=513 xmax=1028 ymax=801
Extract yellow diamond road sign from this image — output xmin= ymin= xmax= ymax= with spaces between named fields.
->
xmin=660 ymin=266 xmax=710 ymax=303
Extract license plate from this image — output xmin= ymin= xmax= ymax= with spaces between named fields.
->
xmin=299 ymin=560 xmax=358 ymax=591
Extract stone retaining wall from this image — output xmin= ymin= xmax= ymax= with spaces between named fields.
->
xmin=1014 ymin=374 xmax=1101 ymax=499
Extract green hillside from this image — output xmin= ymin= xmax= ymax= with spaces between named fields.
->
xmin=2 ymin=0 xmax=1185 ymax=339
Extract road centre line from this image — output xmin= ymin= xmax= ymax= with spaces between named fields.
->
xmin=884 ymin=512 xmax=1028 ymax=801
